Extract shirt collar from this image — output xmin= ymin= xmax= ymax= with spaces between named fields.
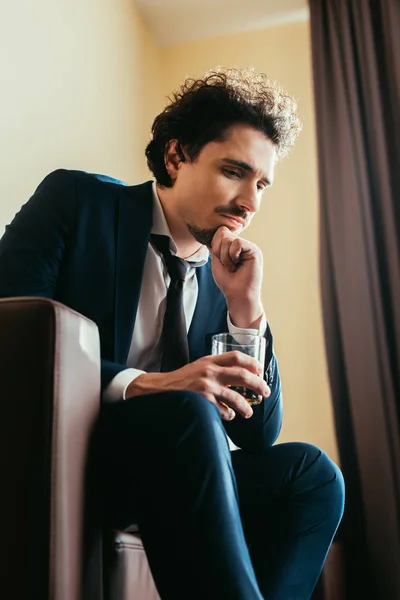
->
xmin=151 ymin=181 xmax=209 ymax=266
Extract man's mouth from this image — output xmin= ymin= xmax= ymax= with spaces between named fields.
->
xmin=220 ymin=214 xmax=245 ymax=229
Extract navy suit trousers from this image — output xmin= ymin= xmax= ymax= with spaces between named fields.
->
xmin=95 ymin=391 xmax=344 ymax=600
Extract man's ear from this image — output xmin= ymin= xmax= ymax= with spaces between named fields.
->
xmin=175 ymin=142 xmax=187 ymax=163
xmin=164 ymin=140 xmax=186 ymax=180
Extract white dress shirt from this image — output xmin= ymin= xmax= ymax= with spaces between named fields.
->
xmin=103 ymin=181 xmax=266 ymax=402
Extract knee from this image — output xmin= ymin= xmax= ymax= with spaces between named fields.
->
xmin=168 ymin=389 xmax=219 ymax=418
xmin=293 ymin=442 xmax=345 ymax=518
xmin=162 ymin=389 xmax=224 ymax=438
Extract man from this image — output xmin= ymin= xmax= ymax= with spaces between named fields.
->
xmin=0 ymin=67 xmax=344 ymax=599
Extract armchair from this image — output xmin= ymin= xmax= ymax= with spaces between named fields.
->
xmin=0 ymin=297 xmax=159 ymax=600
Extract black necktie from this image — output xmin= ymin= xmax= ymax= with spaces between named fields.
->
xmin=151 ymin=234 xmax=190 ymax=372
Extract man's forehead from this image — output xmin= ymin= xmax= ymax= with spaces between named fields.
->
xmin=205 ymin=127 xmax=276 ymax=177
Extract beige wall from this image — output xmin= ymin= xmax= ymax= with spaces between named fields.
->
xmin=161 ymin=22 xmax=339 ymax=461
xmin=0 ymin=0 xmax=162 ymax=232
xmin=0 ymin=7 xmax=338 ymax=462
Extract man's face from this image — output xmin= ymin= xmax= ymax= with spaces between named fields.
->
xmin=168 ymin=124 xmax=276 ymax=247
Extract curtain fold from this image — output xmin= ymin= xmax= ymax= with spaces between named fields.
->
xmin=309 ymin=0 xmax=400 ymax=597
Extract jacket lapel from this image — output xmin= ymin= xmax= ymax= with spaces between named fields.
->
xmin=113 ymin=181 xmax=228 ymax=365
xmin=114 ymin=181 xmax=153 ymax=364
xmin=188 ymin=261 xmax=227 ymax=362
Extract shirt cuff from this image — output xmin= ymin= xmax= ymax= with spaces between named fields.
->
xmin=102 ymin=368 xmax=146 ymax=402
xmin=227 ymin=312 xmax=267 ymax=337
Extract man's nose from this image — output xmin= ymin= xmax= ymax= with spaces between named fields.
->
xmin=235 ymin=186 xmax=260 ymax=214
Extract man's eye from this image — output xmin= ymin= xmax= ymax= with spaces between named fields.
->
xmin=223 ymin=169 xmax=241 ymax=179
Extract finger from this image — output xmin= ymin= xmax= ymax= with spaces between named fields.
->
xmin=211 ymin=350 xmax=263 ymax=375
xmin=219 ymin=238 xmax=237 ymax=271
xmin=211 ymin=227 xmax=235 ymax=263
xmin=211 ymin=225 xmax=234 ymax=249
xmin=219 ymin=366 xmax=270 ymax=398
xmin=218 ymin=385 xmax=253 ymax=419
xmin=228 ymin=237 xmax=243 ymax=266
xmin=203 ymin=393 xmax=235 ymax=421
xmin=210 ymin=228 xmax=225 ymax=260
xmin=229 ymin=238 xmax=259 ymax=267
xmin=218 ymin=400 xmax=236 ymax=421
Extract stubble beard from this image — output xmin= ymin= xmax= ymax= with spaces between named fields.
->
xmin=186 ymin=223 xmax=219 ymax=249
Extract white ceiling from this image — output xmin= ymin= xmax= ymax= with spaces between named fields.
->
xmin=135 ymin=0 xmax=309 ymax=47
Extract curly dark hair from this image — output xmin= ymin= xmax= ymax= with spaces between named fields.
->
xmin=145 ymin=67 xmax=302 ymax=187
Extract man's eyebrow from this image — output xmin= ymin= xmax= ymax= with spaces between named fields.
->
xmin=221 ymin=158 xmax=273 ymax=186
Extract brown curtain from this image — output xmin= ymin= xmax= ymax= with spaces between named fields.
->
xmin=309 ymin=0 xmax=400 ymax=598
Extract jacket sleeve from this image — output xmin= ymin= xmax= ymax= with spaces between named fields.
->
xmin=0 ymin=169 xmax=77 ymax=298
xmin=100 ymin=359 xmax=131 ymax=395
xmin=223 ymin=325 xmax=283 ymax=453
xmin=0 ymin=169 xmax=129 ymax=393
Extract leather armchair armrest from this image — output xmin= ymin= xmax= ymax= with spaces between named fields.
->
xmin=0 ymin=297 xmax=101 ymax=600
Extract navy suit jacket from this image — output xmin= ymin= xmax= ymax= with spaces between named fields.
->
xmin=0 ymin=169 xmax=281 ymax=451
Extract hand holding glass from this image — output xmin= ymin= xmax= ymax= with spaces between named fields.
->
xmin=211 ymin=333 xmax=266 ymax=405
